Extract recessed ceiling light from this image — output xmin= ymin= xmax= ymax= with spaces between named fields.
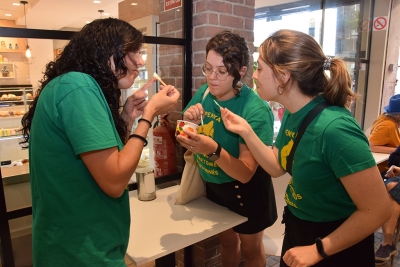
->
xmin=131 ymin=3 xmax=138 ymax=5
xmin=5 ymin=14 xmax=12 ymax=16
xmin=86 ymin=21 xmax=91 ymax=24
xmin=12 ymin=3 xmax=20 ymax=6
xmin=93 ymin=0 xmax=101 ymax=3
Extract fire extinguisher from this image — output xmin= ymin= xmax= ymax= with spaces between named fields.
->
xmin=153 ymin=114 xmax=177 ymax=177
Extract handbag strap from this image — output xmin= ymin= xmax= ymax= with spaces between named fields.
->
xmin=286 ymin=101 xmax=331 ymax=175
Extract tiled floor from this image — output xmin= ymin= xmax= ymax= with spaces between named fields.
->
xmin=124 ymin=228 xmax=400 ymax=267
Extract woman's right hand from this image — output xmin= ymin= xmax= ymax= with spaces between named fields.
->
xmin=220 ymin=107 xmax=251 ymax=136
xmin=183 ymin=103 xmax=204 ymax=125
xmin=143 ymin=85 xmax=180 ymax=119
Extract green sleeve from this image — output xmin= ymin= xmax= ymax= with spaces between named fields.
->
xmin=322 ymin=117 xmax=376 ymax=178
xmin=58 ymin=85 xmax=119 ymax=155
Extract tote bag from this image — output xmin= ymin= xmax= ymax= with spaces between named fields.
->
xmin=175 ymin=149 xmax=205 ymax=204
xmin=175 ymin=88 xmax=209 ymax=205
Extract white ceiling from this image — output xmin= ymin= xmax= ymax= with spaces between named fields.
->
xmin=0 ymin=0 xmax=122 ymax=30
xmin=0 ymin=0 xmax=300 ymax=30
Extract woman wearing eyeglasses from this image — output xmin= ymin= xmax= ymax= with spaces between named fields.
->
xmin=176 ymin=31 xmax=277 ymax=267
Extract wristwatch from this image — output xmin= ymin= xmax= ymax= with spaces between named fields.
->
xmin=315 ymin=237 xmax=329 ymax=259
xmin=207 ymin=143 xmax=221 ymax=162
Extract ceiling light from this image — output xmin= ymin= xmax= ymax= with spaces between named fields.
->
xmin=13 ymin=3 xmax=20 ymax=6
xmin=5 ymin=14 xmax=12 ymax=16
xmin=131 ymin=3 xmax=138 ymax=5
xmin=93 ymin=0 xmax=101 ymax=3
xmin=20 ymin=1 xmax=31 ymax=58
xmin=103 ymin=13 xmax=109 ymax=16
xmin=86 ymin=21 xmax=91 ymax=24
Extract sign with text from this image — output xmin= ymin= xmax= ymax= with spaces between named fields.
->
xmin=165 ymin=0 xmax=182 ymax=11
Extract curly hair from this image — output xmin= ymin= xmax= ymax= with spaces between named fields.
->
xmin=259 ymin=29 xmax=356 ymax=108
xmin=20 ymin=18 xmax=144 ymax=148
xmin=206 ymin=30 xmax=250 ymax=94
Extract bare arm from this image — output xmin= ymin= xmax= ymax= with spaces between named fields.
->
xmin=177 ymin=131 xmax=258 ymax=183
xmin=81 ymin=85 xmax=180 ymax=198
xmin=369 ymin=141 xmax=396 ymax=154
xmin=282 ymin=166 xmax=391 ymax=266
xmin=220 ymin=107 xmax=285 ymax=177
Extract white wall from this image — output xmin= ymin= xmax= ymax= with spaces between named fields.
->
xmin=26 ymin=38 xmax=54 ymax=91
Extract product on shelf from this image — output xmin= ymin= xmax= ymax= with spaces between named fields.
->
xmin=0 ymin=128 xmax=19 ymax=137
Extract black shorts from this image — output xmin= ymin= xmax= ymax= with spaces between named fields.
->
xmin=205 ymin=166 xmax=277 ymax=234
xmin=385 ymin=177 xmax=400 ymax=204
xmin=280 ymin=206 xmax=375 ymax=267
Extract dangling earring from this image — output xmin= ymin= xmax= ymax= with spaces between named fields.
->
xmin=277 ymin=85 xmax=284 ymax=95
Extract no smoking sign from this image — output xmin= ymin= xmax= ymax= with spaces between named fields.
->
xmin=373 ymin=16 xmax=388 ymax=31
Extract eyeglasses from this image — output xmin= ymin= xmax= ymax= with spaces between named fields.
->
xmin=201 ymin=64 xmax=229 ymax=81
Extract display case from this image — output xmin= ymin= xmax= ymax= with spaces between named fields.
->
xmin=0 ymin=85 xmax=32 ymax=163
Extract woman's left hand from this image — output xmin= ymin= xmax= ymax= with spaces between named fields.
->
xmin=282 ymin=245 xmax=321 ymax=267
xmin=176 ymin=128 xmax=217 ymax=155
xmin=121 ymin=78 xmax=155 ymax=122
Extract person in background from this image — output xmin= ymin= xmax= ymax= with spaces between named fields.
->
xmin=369 ymin=94 xmax=400 ymax=153
xmin=19 ymin=18 xmax=179 ymax=266
xmin=375 ymin=145 xmax=400 ymax=265
xmin=368 ymin=94 xmax=400 ymax=173
xmin=220 ymin=29 xmax=390 ymax=267
xmin=176 ymin=31 xmax=277 ymax=267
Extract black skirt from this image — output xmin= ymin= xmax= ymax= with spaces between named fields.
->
xmin=205 ymin=166 xmax=278 ymax=234
xmin=280 ymin=206 xmax=375 ymax=267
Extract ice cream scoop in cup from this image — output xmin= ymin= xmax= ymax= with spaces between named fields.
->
xmin=176 ymin=120 xmax=199 ymax=138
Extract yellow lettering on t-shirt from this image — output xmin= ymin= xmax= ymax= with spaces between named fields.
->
xmin=285 ymin=130 xmax=296 ymax=138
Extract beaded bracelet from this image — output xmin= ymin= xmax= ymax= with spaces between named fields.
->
xmin=138 ymin=118 xmax=152 ymax=128
xmin=129 ymin=134 xmax=148 ymax=147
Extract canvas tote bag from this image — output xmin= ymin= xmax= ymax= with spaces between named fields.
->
xmin=174 ymin=149 xmax=206 ymax=204
xmin=175 ymin=88 xmax=209 ymax=205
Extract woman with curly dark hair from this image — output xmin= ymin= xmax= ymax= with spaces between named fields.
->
xmin=20 ymin=18 xmax=179 ymax=266
xmin=176 ymin=31 xmax=277 ymax=267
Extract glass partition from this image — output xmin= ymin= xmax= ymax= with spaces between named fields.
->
xmin=254 ymin=0 xmax=374 ymax=132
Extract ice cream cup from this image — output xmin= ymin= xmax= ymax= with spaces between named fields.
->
xmin=176 ymin=120 xmax=199 ymax=138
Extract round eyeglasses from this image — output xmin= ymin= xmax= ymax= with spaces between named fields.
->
xmin=201 ymin=64 xmax=229 ymax=81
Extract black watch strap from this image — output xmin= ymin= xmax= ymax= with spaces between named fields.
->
xmin=315 ymin=238 xmax=329 ymax=259
xmin=207 ymin=143 xmax=221 ymax=162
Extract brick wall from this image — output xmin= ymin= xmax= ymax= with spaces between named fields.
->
xmin=192 ymin=0 xmax=255 ymax=92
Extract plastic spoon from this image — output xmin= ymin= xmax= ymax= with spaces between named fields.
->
xmin=153 ymin=72 xmax=167 ymax=86
xmin=213 ymin=100 xmax=222 ymax=109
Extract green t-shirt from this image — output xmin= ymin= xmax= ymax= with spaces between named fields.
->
xmin=29 ymin=72 xmax=129 ymax=266
xmin=183 ymin=84 xmax=274 ymax=184
xmin=275 ymin=95 xmax=376 ymax=222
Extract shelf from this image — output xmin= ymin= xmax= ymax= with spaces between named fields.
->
xmin=0 ymin=49 xmax=24 ymax=53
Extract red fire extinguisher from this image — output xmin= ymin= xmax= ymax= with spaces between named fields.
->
xmin=153 ymin=114 xmax=177 ymax=177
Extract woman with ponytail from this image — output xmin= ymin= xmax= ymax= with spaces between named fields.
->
xmin=220 ymin=29 xmax=390 ymax=267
